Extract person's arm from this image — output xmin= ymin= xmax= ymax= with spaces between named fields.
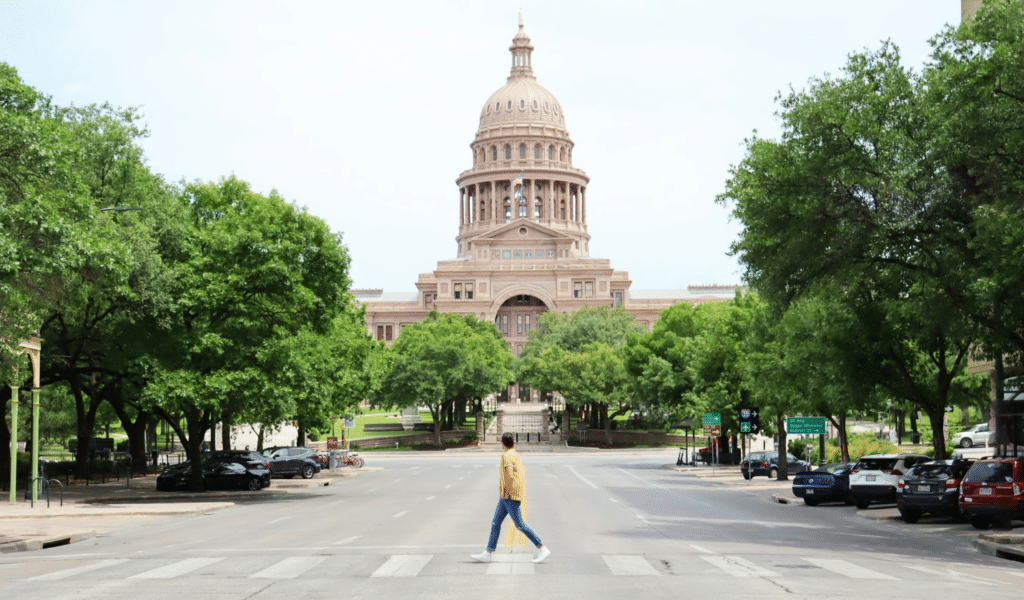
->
xmin=501 ymin=456 xmax=515 ymax=498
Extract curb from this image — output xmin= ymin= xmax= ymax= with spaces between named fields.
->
xmin=971 ymin=537 xmax=1024 ymax=562
xmin=0 ymin=531 xmax=95 ymax=554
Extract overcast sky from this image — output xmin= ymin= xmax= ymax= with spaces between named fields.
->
xmin=0 ymin=1 xmax=963 ymax=292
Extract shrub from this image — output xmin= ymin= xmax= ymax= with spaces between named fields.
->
xmin=823 ymin=433 xmax=899 ymax=463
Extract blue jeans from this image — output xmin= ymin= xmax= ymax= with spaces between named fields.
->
xmin=487 ymin=497 xmax=542 ymax=551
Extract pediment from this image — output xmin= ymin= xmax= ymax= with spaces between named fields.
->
xmin=469 ymin=220 xmax=575 ymax=244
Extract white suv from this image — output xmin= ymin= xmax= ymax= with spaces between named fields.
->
xmin=849 ymin=453 xmax=931 ymax=509
xmin=951 ymin=423 xmax=990 ymax=448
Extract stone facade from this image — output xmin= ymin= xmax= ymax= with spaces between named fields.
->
xmin=355 ymin=23 xmax=739 ymax=399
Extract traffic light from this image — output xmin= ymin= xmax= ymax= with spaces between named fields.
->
xmin=738 ymin=407 xmax=760 ymax=434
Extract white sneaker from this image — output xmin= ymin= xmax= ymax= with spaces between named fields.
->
xmin=532 ymin=546 xmax=551 ymax=563
xmin=470 ymin=552 xmax=492 ymax=563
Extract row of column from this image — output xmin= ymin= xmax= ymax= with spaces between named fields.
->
xmin=459 ymin=179 xmax=586 ymax=226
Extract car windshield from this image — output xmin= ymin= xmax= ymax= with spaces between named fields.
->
xmin=908 ymin=464 xmax=952 ymax=479
xmin=817 ymin=464 xmax=851 ymax=474
xmin=965 ymin=462 xmax=1014 ymax=483
xmin=855 ymin=458 xmax=898 ymax=471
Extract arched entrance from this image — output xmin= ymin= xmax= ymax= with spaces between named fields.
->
xmin=493 ymin=294 xmax=548 ymax=403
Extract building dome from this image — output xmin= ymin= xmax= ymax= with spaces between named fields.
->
xmin=477 ymin=24 xmax=568 ymax=131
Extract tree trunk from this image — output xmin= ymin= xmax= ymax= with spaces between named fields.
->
xmin=838 ymin=411 xmax=849 ymax=462
xmin=255 ymin=425 xmax=265 ymax=452
xmin=297 ymin=423 xmax=306 ymax=447
xmin=602 ymin=404 xmax=612 ymax=445
xmin=927 ymin=405 xmax=947 ymax=460
xmin=0 ymin=388 xmax=10 ymax=487
xmin=221 ymin=410 xmax=232 ymax=450
xmin=776 ymin=410 xmax=789 ymax=481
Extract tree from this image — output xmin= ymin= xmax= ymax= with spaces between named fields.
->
xmin=375 ymin=312 xmax=514 ymax=446
xmin=520 ymin=307 xmax=645 ymax=444
xmin=141 ymin=176 xmax=358 ymax=487
xmin=717 ymin=43 xmax=984 ymax=459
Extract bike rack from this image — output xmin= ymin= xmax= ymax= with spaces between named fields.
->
xmin=28 ymin=477 xmax=64 ymax=508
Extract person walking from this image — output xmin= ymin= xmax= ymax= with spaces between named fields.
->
xmin=471 ymin=432 xmax=550 ymax=564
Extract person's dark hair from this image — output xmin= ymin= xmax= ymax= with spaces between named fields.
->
xmin=502 ymin=432 xmax=514 ymax=448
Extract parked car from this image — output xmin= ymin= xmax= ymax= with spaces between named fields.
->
xmin=951 ymin=423 xmax=990 ymax=448
xmin=848 ymin=453 xmax=931 ymax=509
xmin=896 ymin=458 xmax=974 ymax=523
xmin=792 ymin=462 xmax=855 ymax=506
xmin=210 ymin=450 xmax=272 ymax=487
xmin=261 ymin=446 xmax=322 ymax=479
xmin=959 ymin=455 xmax=1024 ymax=529
xmin=156 ymin=456 xmax=270 ymax=492
xmin=740 ymin=451 xmax=811 ymax=480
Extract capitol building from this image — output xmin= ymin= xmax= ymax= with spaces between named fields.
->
xmin=354 ymin=22 xmax=738 ymax=402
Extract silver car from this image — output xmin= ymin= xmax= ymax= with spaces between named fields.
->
xmin=951 ymin=423 xmax=990 ymax=448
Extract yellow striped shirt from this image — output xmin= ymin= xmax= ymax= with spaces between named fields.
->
xmin=500 ymin=448 xmax=527 ymax=501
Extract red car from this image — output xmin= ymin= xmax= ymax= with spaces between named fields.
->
xmin=959 ymin=455 xmax=1024 ymax=529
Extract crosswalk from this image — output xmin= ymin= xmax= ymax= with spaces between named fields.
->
xmin=3 ymin=552 xmax=1014 ymax=586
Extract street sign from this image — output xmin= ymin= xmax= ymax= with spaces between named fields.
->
xmin=738 ymin=406 xmax=760 ymax=434
xmin=703 ymin=425 xmax=722 ymax=437
xmin=327 ymin=436 xmax=339 ymax=450
xmin=787 ymin=416 xmax=826 ymax=435
xmin=703 ymin=413 xmax=721 ymax=426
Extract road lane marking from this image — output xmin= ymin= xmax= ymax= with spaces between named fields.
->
xmin=371 ymin=554 xmax=433 ymax=577
xmin=130 ymin=558 xmax=224 ymax=579
xmin=425 ymin=495 xmax=436 ymax=501
xmin=267 ymin=516 xmax=292 ymax=524
xmin=803 ymin=558 xmax=898 ymax=580
xmin=609 ymin=497 xmax=618 ymax=503
xmin=335 ymin=536 xmax=361 ymax=545
xmin=602 ymin=555 xmax=659 ymax=576
xmin=250 ymin=556 xmax=325 ymax=579
xmin=690 ymin=544 xmax=715 ymax=555
xmin=642 ymin=515 xmax=829 ymax=529
xmin=905 ymin=564 xmax=1002 ymax=587
xmin=326 ymin=500 xmax=345 ymax=506
xmin=567 ymin=465 xmax=599 ymax=489
xmin=393 ymin=511 xmax=409 ymax=518
xmin=444 ymin=485 xmax=451 ymax=489
xmin=27 ymin=559 xmax=129 ymax=581
xmin=616 ymin=468 xmax=668 ymax=490
xmin=485 ymin=553 xmax=534 ymax=575
xmin=700 ymin=555 xmax=779 ymax=577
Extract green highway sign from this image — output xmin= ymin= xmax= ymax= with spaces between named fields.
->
xmin=740 ymin=422 xmax=751 ymax=433
xmin=703 ymin=413 xmax=721 ymax=426
xmin=787 ymin=416 xmax=826 ymax=435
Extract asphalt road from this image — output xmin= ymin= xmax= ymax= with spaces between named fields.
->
xmin=0 ymin=449 xmax=1021 ymax=599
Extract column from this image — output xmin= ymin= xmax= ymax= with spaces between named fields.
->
xmin=574 ymin=186 xmax=580 ymax=223
xmin=459 ymin=188 xmax=465 ymax=225
xmin=541 ymin=407 xmax=550 ymax=442
xmin=476 ymin=411 xmax=485 ymax=444
xmin=496 ymin=409 xmax=504 ymax=441
xmin=581 ymin=186 xmax=587 ymax=225
xmin=8 ymin=384 xmax=18 ymax=504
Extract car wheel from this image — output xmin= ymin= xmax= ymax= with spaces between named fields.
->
xmin=769 ymin=467 xmax=779 ymax=480
xmin=803 ymin=498 xmax=820 ymax=507
xmin=900 ymin=508 xmax=921 ymax=524
xmin=301 ymin=464 xmax=315 ymax=479
xmin=994 ymin=517 xmax=1013 ymax=530
xmin=970 ymin=515 xmax=993 ymax=530
xmin=959 ymin=438 xmax=973 ymax=448
xmin=854 ymin=497 xmax=870 ymax=510
xmin=742 ymin=472 xmax=751 ymax=480
xmin=247 ymin=477 xmax=262 ymax=491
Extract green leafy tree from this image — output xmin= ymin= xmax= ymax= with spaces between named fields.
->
xmin=141 ymin=176 xmax=357 ymax=487
xmin=375 ymin=311 xmax=514 ymax=446
xmin=520 ymin=306 xmax=644 ymax=444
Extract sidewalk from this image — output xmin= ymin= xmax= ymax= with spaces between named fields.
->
xmin=0 ymin=466 xmax=379 ymax=554
xmin=665 ymin=462 xmax=1024 ymax=562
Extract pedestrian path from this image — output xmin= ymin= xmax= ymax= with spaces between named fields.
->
xmin=3 ymin=551 xmax=1021 ymax=586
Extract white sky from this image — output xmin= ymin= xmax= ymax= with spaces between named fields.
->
xmin=0 ymin=1 xmax=962 ymax=292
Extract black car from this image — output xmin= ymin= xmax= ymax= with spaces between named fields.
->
xmin=261 ymin=446 xmax=322 ymax=479
xmin=740 ymin=451 xmax=811 ymax=480
xmin=896 ymin=458 xmax=975 ymax=523
xmin=792 ymin=462 xmax=855 ymax=506
xmin=156 ymin=456 xmax=270 ymax=492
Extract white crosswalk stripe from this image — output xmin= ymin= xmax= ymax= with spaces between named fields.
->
xmin=371 ymin=554 xmax=434 ymax=577
xmin=700 ymin=555 xmax=779 ymax=577
xmin=249 ymin=556 xmax=325 ymax=579
xmin=26 ymin=559 xmax=129 ymax=581
xmin=130 ymin=558 xmax=225 ymax=579
xmin=804 ymin=557 xmax=898 ymax=580
xmin=602 ymin=555 xmax=660 ymax=576
xmin=484 ymin=553 xmax=535 ymax=575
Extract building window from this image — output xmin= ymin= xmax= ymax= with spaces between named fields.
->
xmin=385 ymin=325 xmax=393 ymax=341
xmin=519 ymin=144 xmax=526 ymax=159
xmin=492 ymin=146 xmax=497 ymax=161
xmin=544 ymin=101 xmax=549 ymax=111
xmin=454 ymin=283 xmax=461 ymax=299
xmin=615 ymin=292 xmax=623 ymax=307
xmin=503 ymin=250 xmax=512 ymax=259
xmin=453 ymin=282 xmax=474 ymax=300
xmin=536 ymin=249 xmax=544 ymax=258
xmin=533 ymin=100 xmax=538 ymax=110
xmin=548 ymin=146 xmax=553 ymax=160
xmin=505 ymin=205 xmax=512 ymax=220
xmin=534 ymin=202 xmax=541 ymax=218
xmin=502 ymin=315 xmax=509 ymax=334
xmin=547 ymin=250 xmax=554 ymax=257
xmin=519 ymin=205 xmax=527 ymax=218
xmin=517 ymin=314 xmax=523 ymax=334
xmin=507 ymin=101 xmax=512 ymax=110
xmin=465 ymin=282 xmax=473 ymax=299
xmin=496 ymin=102 xmax=501 ymax=112
xmin=573 ymin=281 xmax=595 ymax=298
xmin=525 ymin=251 xmax=532 ymax=258
xmin=534 ymin=145 xmax=541 ymax=159
xmin=505 ymin=145 xmax=511 ymax=160
xmin=514 ymin=250 xmax=522 ymax=258
xmin=376 ymin=325 xmax=384 ymax=340
xmin=525 ymin=314 xmax=531 ymax=333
